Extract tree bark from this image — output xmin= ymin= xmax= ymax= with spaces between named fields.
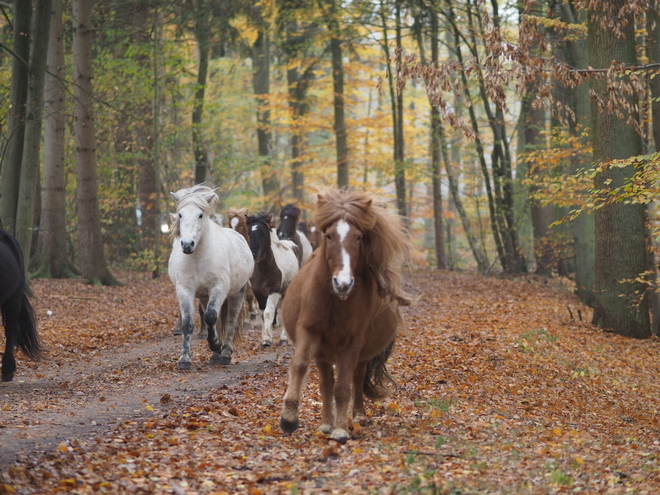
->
xmin=73 ymin=0 xmax=120 ymax=286
xmin=192 ymin=0 xmax=209 ymax=185
xmin=16 ymin=0 xmax=53 ymax=262
xmin=561 ymin=0 xmax=595 ymax=306
xmin=33 ymin=0 xmax=78 ymax=278
xmin=426 ymin=9 xmax=446 ymax=269
xmin=252 ymin=25 xmax=278 ymax=201
xmin=0 ymin=0 xmax=31 ymax=233
xmin=324 ymin=0 xmax=349 ymax=188
xmin=589 ymin=0 xmax=649 ymax=337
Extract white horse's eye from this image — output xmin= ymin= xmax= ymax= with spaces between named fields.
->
xmin=178 ymin=213 xmax=182 ymax=218
xmin=199 ymin=213 xmax=203 ymax=219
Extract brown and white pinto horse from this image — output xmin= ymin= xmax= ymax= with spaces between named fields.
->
xmin=227 ymin=208 xmax=258 ymax=318
xmin=247 ymin=213 xmax=300 ymax=347
xmin=280 ymin=188 xmax=411 ymax=443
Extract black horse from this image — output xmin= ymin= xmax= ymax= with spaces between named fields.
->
xmin=276 ymin=204 xmax=312 ymax=267
xmin=0 ymin=229 xmax=43 ymax=382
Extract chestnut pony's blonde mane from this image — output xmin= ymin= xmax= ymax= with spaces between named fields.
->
xmin=314 ymin=188 xmax=411 ymax=306
xmin=169 ymin=183 xmax=218 ymax=239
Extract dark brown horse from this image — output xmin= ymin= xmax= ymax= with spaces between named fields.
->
xmin=280 ymin=188 xmax=411 ymax=443
xmin=276 ymin=204 xmax=312 ymax=267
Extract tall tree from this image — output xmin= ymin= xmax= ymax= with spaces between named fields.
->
xmin=252 ymin=5 xmax=278 ymax=202
xmin=33 ymin=0 xmax=77 ymax=278
xmin=588 ymin=0 xmax=649 ymax=337
xmin=192 ymin=0 xmax=210 ymax=185
xmin=321 ymin=0 xmax=349 ymax=188
xmin=0 ymin=0 xmax=31 ymax=234
xmin=415 ymin=3 xmax=446 ymax=268
xmin=16 ymin=0 xmax=53 ymax=260
xmin=72 ymin=0 xmax=119 ymax=286
xmin=559 ymin=1 xmax=595 ymax=306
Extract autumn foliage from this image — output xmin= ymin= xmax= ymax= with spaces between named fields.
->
xmin=1 ymin=270 xmax=659 ymax=493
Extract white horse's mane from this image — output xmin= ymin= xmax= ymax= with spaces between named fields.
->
xmin=173 ymin=183 xmax=218 ymax=214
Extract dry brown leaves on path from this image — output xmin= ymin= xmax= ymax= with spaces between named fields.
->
xmin=1 ymin=269 xmax=660 ymax=494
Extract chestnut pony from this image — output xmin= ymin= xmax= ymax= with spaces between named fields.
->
xmin=280 ymin=188 xmax=411 ymax=443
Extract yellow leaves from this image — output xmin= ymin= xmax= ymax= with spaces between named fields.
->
xmin=58 ymin=443 xmax=69 ymax=453
xmin=0 ymin=484 xmax=16 ymax=494
xmin=261 ymin=424 xmax=273 ymax=434
xmin=145 ymin=404 xmax=154 ymax=411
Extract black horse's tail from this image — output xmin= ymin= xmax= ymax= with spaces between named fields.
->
xmin=15 ymin=290 xmax=43 ymax=360
xmin=363 ymin=339 xmax=397 ymax=401
xmin=0 ymin=231 xmax=44 ymax=361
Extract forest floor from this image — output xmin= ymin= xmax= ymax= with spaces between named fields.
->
xmin=1 ymin=269 xmax=660 ymax=494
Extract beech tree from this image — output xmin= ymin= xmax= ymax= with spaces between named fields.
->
xmin=33 ymin=0 xmax=78 ymax=278
xmin=72 ymin=0 xmax=119 ymax=286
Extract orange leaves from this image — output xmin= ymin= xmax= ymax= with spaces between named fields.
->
xmin=3 ymin=270 xmax=660 ymax=493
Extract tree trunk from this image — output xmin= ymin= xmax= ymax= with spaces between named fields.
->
xmin=33 ymin=0 xmax=78 ymax=278
xmin=561 ymin=0 xmax=595 ymax=306
xmin=0 ymin=0 xmax=31 ymax=233
xmin=589 ymin=0 xmax=649 ymax=337
xmin=252 ymin=26 xmax=277 ymax=201
xmin=426 ymin=9 xmax=446 ymax=269
xmin=393 ymin=0 xmax=407 ymax=218
xmin=16 ymin=0 xmax=53 ymax=263
xmin=192 ymin=0 xmax=209 ymax=185
xmin=73 ymin=0 xmax=120 ymax=286
xmin=131 ymin=2 xmax=157 ymax=255
xmin=325 ymin=0 xmax=349 ymax=188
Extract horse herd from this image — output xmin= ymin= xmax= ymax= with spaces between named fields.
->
xmin=1 ymin=185 xmax=412 ymax=443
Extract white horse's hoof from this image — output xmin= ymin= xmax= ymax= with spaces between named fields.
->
xmin=178 ymin=360 xmax=191 ymax=370
xmin=330 ymin=428 xmax=350 ymax=444
xmin=319 ymin=423 xmax=333 ymax=435
xmin=261 ymin=340 xmax=271 ymax=348
xmin=209 ymin=353 xmax=224 ymax=365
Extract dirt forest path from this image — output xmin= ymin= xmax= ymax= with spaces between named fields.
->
xmin=2 ymin=270 xmax=660 ymax=494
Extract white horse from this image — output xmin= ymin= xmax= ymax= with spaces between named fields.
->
xmin=246 ymin=213 xmax=300 ymax=347
xmin=168 ymin=184 xmax=254 ymax=368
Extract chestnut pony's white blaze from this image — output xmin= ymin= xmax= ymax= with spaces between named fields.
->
xmin=332 ymin=219 xmax=354 ymax=297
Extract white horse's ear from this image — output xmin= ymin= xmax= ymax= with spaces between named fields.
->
xmin=171 ymin=191 xmax=182 ymax=202
xmin=203 ymin=192 xmax=218 ymax=205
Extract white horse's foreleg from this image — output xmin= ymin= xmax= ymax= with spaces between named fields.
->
xmin=211 ymin=286 xmax=246 ymax=366
xmin=203 ymin=287 xmax=227 ymax=357
xmin=261 ymin=292 xmax=282 ymax=348
xmin=177 ymin=289 xmax=196 ymax=370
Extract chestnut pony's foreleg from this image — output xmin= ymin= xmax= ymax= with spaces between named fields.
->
xmin=280 ymin=333 xmax=318 ymax=433
xmin=352 ymin=360 xmax=369 ymax=421
xmin=329 ymin=349 xmax=361 ymax=444
xmin=317 ymin=360 xmax=335 ymax=434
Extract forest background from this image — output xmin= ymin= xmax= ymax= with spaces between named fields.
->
xmin=1 ymin=0 xmax=660 ymax=340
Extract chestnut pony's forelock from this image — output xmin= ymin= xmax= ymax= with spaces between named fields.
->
xmin=313 ymin=188 xmax=411 ymax=305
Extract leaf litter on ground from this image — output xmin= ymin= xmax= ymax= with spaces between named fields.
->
xmin=1 ymin=269 xmax=660 ymax=493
